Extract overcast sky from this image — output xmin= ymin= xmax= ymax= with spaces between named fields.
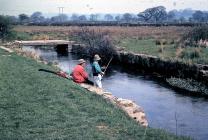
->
xmin=0 ymin=0 xmax=208 ymax=16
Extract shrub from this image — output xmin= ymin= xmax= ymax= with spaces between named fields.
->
xmin=190 ymin=49 xmax=201 ymax=58
xmin=169 ymin=39 xmax=175 ymax=45
xmin=182 ymin=25 xmax=208 ymax=47
xmin=155 ymin=39 xmax=161 ymax=45
xmin=73 ymin=27 xmax=117 ymax=62
xmin=175 ymin=47 xmax=183 ymax=58
xmin=32 ymin=34 xmax=50 ymax=40
xmin=0 ymin=15 xmax=13 ymax=42
xmin=179 ymin=48 xmax=201 ymax=59
xmin=155 ymin=39 xmax=168 ymax=45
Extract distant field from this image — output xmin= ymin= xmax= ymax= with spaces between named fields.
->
xmin=14 ymin=25 xmax=192 ymax=40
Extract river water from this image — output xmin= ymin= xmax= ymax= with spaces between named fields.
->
xmin=23 ymin=46 xmax=208 ymax=140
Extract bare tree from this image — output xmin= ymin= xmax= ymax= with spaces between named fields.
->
xmin=78 ymin=15 xmax=87 ymax=21
xmin=71 ymin=14 xmax=79 ymax=21
xmin=167 ymin=11 xmax=176 ymax=22
xmin=104 ymin=14 xmax=114 ymax=21
xmin=30 ymin=11 xmax=44 ymax=23
xmin=154 ymin=7 xmax=167 ymax=22
xmin=89 ymin=14 xmax=99 ymax=21
xmin=18 ymin=14 xmax=29 ymax=24
xmin=137 ymin=10 xmax=153 ymax=22
xmin=115 ymin=15 xmax=121 ymax=21
xmin=137 ymin=6 xmax=167 ymax=23
xmin=73 ymin=27 xmax=116 ymax=62
xmin=192 ymin=11 xmax=206 ymax=22
xmin=179 ymin=16 xmax=186 ymax=23
xmin=51 ymin=14 xmax=68 ymax=23
xmin=122 ymin=13 xmax=133 ymax=22
xmin=7 ymin=16 xmax=18 ymax=24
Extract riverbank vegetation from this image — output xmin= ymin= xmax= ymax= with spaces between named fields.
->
xmin=72 ymin=27 xmax=117 ymax=62
xmin=166 ymin=77 xmax=208 ymax=95
xmin=0 ymin=48 xmax=190 ymax=139
xmin=0 ymin=16 xmax=31 ymax=42
xmin=0 ymin=15 xmax=16 ymax=42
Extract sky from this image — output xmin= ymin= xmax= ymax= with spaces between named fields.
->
xmin=0 ymin=0 xmax=208 ymax=16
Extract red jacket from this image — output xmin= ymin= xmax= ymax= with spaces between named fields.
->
xmin=72 ymin=65 xmax=88 ymax=83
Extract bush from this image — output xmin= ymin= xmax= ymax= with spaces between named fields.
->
xmin=182 ymin=25 xmax=208 ymax=47
xmin=155 ymin=39 xmax=168 ymax=46
xmin=73 ymin=27 xmax=116 ymax=62
xmin=175 ymin=47 xmax=183 ymax=58
xmin=155 ymin=39 xmax=161 ymax=45
xmin=0 ymin=15 xmax=13 ymax=42
xmin=179 ymin=48 xmax=201 ymax=59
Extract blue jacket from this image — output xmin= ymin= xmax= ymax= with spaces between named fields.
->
xmin=92 ymin=61 xmax=102 ymax=76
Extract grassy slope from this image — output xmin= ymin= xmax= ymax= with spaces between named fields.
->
xmin=0 ymin=49 xmax=190 ymax=140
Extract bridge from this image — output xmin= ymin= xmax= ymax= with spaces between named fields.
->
xmin=15 ymin=40 xmax=75 ymax=53
xmin=15 ymin=40 xmax=75 ymax=46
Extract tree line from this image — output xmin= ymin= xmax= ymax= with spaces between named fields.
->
xmin=1 ymin=6 xmax=208 ymax=26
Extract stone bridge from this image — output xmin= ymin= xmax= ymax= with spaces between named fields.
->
xmin=15 ymin=40 xmax=75 ymax=53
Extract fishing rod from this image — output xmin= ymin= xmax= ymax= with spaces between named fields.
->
xmin=39 ymin=68 xmax=95 ymax=86
xmin=103 ymin=56 xmax=113 ymax=76
xmin=38 ymin=69 xmax=71 ymax=79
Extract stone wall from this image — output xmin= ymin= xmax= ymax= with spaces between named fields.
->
xmin=116 ymin=51 xmax=208 ymax=86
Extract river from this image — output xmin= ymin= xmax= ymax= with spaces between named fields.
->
xmin=23 ymin=46 xmax=208 ymax=140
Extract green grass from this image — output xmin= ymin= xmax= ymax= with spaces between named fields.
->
xmin=15 ymin=31 xmax=70 ymax=41
xmin=14 ymin=32 xmax=32 ymax=40
xmin=118 ymin=37 xmax=208 ymax=64
xmin=0 ymin=48 xmax=190 ymax=140
xmin=118 ymin=38 xmax=176 ymax=57
xmin=1 ymin=31 xmax=32 ymax=41
xmin=188 ymin=47 xmax=208 ymax=64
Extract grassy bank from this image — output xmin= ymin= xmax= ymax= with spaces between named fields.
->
xmin=0 ymin=48 xmax=190 ymax=139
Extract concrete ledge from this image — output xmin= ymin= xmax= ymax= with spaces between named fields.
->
xmin=0 ymin=46 xmax=13 ymax=53
xmin=14 ymin=40 xmax=75 ymax=46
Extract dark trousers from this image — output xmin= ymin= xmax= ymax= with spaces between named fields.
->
xmin=85 ymin=79 xmax=94 ymax=86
